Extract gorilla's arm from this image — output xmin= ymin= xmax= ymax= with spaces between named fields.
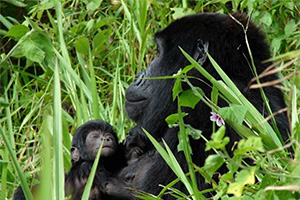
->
xmin=125 ymin=126 xmax=153 ymax=163
xmin=101 ymin=177 xmax=134 ymax=199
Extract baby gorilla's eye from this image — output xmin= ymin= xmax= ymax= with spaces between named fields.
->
xmin=93 ymin=134 xmax=99 ymax=139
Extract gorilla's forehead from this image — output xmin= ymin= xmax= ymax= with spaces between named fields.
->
xmin=154 ymin=12 xmax=260 ymax=53
xmin=155 ymin=13 xmax=227 ymax=39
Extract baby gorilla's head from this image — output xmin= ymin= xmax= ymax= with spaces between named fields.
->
xmin=71 ymin=120 xmax=118 ymax=163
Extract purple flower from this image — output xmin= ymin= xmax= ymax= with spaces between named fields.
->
xmin=210 ymin=112 xmax=225 ymax=127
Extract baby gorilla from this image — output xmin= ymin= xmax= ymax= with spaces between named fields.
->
xmin=65 ymin=120 xmax=126 ymax=200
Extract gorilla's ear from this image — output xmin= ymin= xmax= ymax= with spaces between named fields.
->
xmin=71 ymin=147 xmax=80 ymax=162
xmin=193 ymin=39 xmax=209 ymax=65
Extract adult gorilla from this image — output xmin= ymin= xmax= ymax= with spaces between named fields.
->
xmin=113 ymin=13 xmax=289 ymax=199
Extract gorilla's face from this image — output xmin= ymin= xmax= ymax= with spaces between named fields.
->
xmin=125 ymin=38 xmax=185 ymax=136
xmin=125 ymin=16 xmax=210 ymax=137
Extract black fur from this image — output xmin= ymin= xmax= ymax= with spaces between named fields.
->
xmin=65 ymin=120 xmax=127 ymax=200
xmin=121 ymin=13 xmax=290 ymax=199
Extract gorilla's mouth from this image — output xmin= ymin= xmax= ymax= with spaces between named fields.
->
xmin=96 ymin=146 xmax=112 ymax=151
xmin=125 ymin=98 xmax=148 ymax=110
xmin=125 ymin=98 xmax=148 ymax=121
xmin=125 ymin=98 xmax=147 ymax=104
xmin=101 ymin=146 xmax=113 ymax=149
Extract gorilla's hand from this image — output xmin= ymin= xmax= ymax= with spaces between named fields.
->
xmin=100 ymin=176 xmax=134 ymax=200
xmin=125 ymin=126 xmax=153 ymax=163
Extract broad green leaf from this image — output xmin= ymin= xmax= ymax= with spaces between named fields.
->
xmin=3 ymin=0 xmax=27 ymax=7
xmin=284 ymin=19 xmax=296 ymax=36
xmin=284 ymin=2 xmax=294 ymax=10
xmin=178 ymin=89 xmax=201 ymax=109
xmin=6 ymin=25 xmax=29 ymax=40
xmin=171 ymin=8 xmax=195 ymax=19
xmin=234 ymin=136 xmax=264 ymax=155
xmin=211 ymin=125 xmax=226 ymax=142
xmin=18 ymin=33 xmax=55 ymax=67
xmin=21 ymin=38 xmax=45 ymax=63
xmin=165 ymin=113 xmax=187 ymax=126
xmin=260 ymin=12 xmax=272 ymax=26
xmin=205 ymin=126 xmax=229 ymax=150
xmin=92 ymin=29 xmax=112 ymax=55
xmin=228 ymin=168 xmax=255 ymax=197
xmin=220 ymin=172 xmax=234 ymax=182
xmin=26 ymin=17 xmax=43 ymax=32
xmin=203 ymin=155 xmax=224 ymax=177
xmin=271 ymin=37 xmax=282 ymax=51
xmin=75 ymin=38 xmax=90 ymax=55
xmin=172 ymin=77 xmax=182 ymax=101
xmin=182 ymin=64 xmax=194 ymax=73
xmin=85 ymin=19 xmax=95 ymax=33
xmin=226 ymin=155 xmax=242 ymax=173
xmin=86 ymin=0 xmax=103 ymax=11
xmin=259 ymin=174 xmax=277 ymax=189
xmin=218 ymin=104 xmax=247 ymax=125
xmin=94 ymin=17 xmax=115 ymax=29
xmin=247 ymin=0 xmax=255 ymax=11
xmin=206 ymin=137 xmax=230 ymax=151
xmin=33 ymin=33 xmax=55 ymax=68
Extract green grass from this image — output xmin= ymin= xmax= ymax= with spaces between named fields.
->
xmin=0 ymin=0 xmax=299 ymax=199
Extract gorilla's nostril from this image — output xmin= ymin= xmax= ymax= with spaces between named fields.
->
xmin=134 ymin=72 xmax=145 ymax=86
xmin=125 ymin=172 xmax=135 ymax=181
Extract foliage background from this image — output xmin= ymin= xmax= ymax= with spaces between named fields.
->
xmin=0 ymin=0 xmax=299 ymax=199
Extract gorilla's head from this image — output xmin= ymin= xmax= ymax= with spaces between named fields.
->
xmin=125 ymin=13 xmax=271 ymax=138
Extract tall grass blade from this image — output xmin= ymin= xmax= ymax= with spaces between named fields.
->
xmin=177 ymin=102 xmax=201 ymax=199
xmin=1 ymin=145 xmax=8 ymax=200
xmin=291 ymin=85 xmax=298 ymax=130
xmin=82 ymin=142 xmax=104 ymax=199
xmin=37 ymin=115 xmax=54 ymax=200
xmin=143 ymin=129 xmax=205 ymax=200
xmin=120 ymin=0 xmax=141 ymax=43
xmin=88 ymin=48 xmax=100 ymax=119
xmin=0 ymin=126 xmax=33 ymax=200
xmin=53 ymin=62 xmax=65 ymax=199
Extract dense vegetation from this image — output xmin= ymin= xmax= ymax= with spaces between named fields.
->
xmin=0 ymin=0 xmax=299 ymax=199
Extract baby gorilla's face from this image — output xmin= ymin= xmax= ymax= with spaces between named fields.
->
xmin=86 ymin=130 xmax=117 ymax=159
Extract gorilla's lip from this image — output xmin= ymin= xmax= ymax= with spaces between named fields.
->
xmin=97 ymin=146 xmax=112 ymax=150
xmin=125 ymin=98 xmax=148 ymax=122
xmin=125 ymin=98 xmax=148 ymax=109
xmin=102 ymin=146 xmax=113 ymax=149
xmin=125 ymin=97 xmax=148 ymax=103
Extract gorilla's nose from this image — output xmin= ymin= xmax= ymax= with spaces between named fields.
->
xmin=134 ymin=71 xmax=145 ymax=86
xmin=125 ymin=172 xmax=136 ymax=181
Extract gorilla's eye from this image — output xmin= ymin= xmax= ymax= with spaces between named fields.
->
xmin=92 ymin=133 xmax=99 ymax=139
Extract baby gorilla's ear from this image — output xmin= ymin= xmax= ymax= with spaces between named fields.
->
xmin=71 ymin=147 xmax=80 ymax=162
